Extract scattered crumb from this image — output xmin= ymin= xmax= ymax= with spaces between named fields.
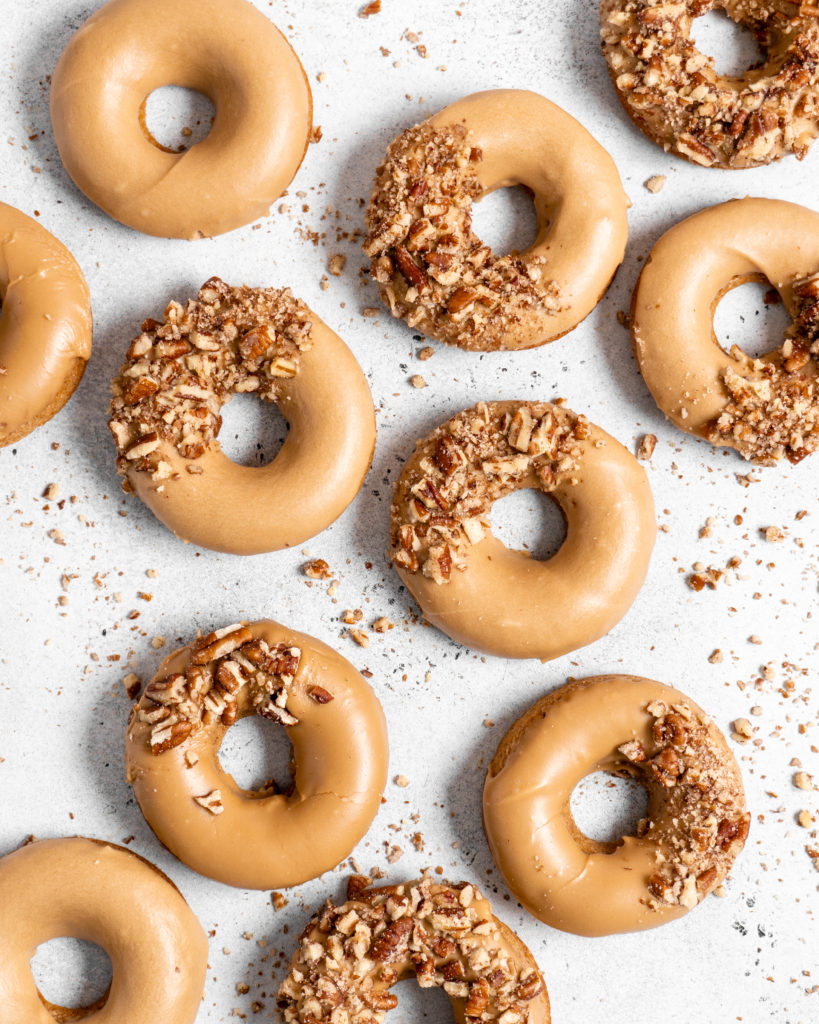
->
xmin=732 ymin=717 xmax=754 ymax=740
xmin=328 ymin=253 xmax=346 ymax=276
xmin=762 ymin=525 xmax=785 ymax=543
xmin=418 ymin=346 xmax=434 ymax=360
xmin=409 ymin=374 xmax=427 ymax=389
xmin=272 ymin=891 xmax=289 ymax=911
xmin=708 ymin=649 xmax=723 ymax=664
xmin=303 ymin=559 xmax=332 ymax=579
xmin=794 ymin=772 xmax=814 ymax=790
xmin=372 ymin=617 xmax=394 ymax=633
xmin=359 ymin=0 xmax=381 ymax=16
xmin=394 ymin=774 xmax=410 ymax=788
xmin=348 ymin=628 xmax=370 ymax=648
xmin=644 ymin=174 xmax=666 ymax=194
xmin=797 ymin=810 xmax=814 ymax=828
xmin=342 ymin=609 xmax=363 ymax=624
xmin=636 ymin=433 xmax=657 ymax=461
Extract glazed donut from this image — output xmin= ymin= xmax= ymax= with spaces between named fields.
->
xmin=0 ymin=836 xmax=207 ymax=1023
xmin=601 ymin=0 xmax=819 ymax=168
xmin=631 ymin=198 xmax=819 ymax=464
xmin=363 ymin=89 xmax=629 ymax=351
xmin=125 ymin=620 xmax=388 ymax=890
xmin=108 ymin=277 xmax=376 ymax=554
xmin=51 ymin=0 xmax=312 ymax=238
xmin=389 ymin=400 xmax=655 ymax=660
xmin=483 ymin=675 xmax=749 ymax=937
xmin=0 ymin=203 xmax=92 ymax=447
xmin=278 ymin=875 xmax=550 ymax=1024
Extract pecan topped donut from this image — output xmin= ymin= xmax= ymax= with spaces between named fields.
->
xmin=601 ymin=0 xmax=819 ymax=168
xmin=277 ymin=875 xmax=550 ymax=1024
xmin=109 ymin=277 xmax=375 ymax=553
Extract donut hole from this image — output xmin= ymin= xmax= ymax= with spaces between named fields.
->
xmin=218 ymin=713 xmax=294 ymax=793
xmin=569 ymin=771 xmax=649 ymax=851
xmin=488 ymin=489 xmax=567 ymax=561
xmin=217 ymin=393 xmax=290 ymax=467
xmin=392 ymin=978 xmax=454 ymax=1024
xmin=141 ymin=85 xmax=216 ymax=153
xmin=469 ymin=185 xmax=539 ymax=258
xmin=31 ymin=937 xmax=112 ymax=1014
xmin=712 ymin=276 xmax=792 ymax=360
xmin=689 ymin=8 xmax=763 ymax=79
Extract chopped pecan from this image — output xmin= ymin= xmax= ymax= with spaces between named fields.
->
xmin=369 ymin=918 xmax=413 ymax=962
xmin=191 ymin=625 xmax=253 ymax=664
xmin=308 ymin=685 xmax=334 ymax=704
xmin=649 ymin=747 xmax=683 ymax=787
xmin=465 ymin=978 xmax=489 ymax=1018
xmin=394 ymin=245 xmax=429 ymax=292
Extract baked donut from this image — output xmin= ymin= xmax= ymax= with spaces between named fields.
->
xmin=631 ymin=198 xmax=819 ymax=464
xmin=51 ymin=0 xmax=312 ymax=238
xmin=364 ymin=89 xmax=629 ymax=351
xmin=483 ymin=675 xmax=749 ymax=936
xmin=0 ymin=836 xmax=207 ymax=1022
xmin=0 ymin=203 xmax=92 ymax=447
xmin=278 ymin=875 xmax=550 ymax=1024
xmin=389 ymin=400 xmax=655 ymax=660
xmin=108 ymin=277 xmax=376 ymax=554
xmin=601 ymin=0 xmax=819 ymax=168
xmin=126 ymin=620 xmax=388 ymax=890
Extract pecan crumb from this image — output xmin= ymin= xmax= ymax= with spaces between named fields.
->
xmin=644 ymin=175 xmax=666 ymax=194
xmin=637 ymin=433 xmax=657 ymax=460
xmin=303 ymin=559 xmax=332 ymax=579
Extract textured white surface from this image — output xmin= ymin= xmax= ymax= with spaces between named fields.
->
xmin=1 ymin=1 xmax=818 ymax=1022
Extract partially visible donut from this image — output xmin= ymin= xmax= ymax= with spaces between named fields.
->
xmin=389 ymin=400 xmax=655 ymax=660
xmin=51 ymin=0 xmax=312 ymax=238
xmin=0 ymin=836 xmax=207 ymax=1023
xmin=108 ymin=277 xmax=376 ymax=554
xmin=483 ymin=675 xmax=749 ymax=936
xmin=601 ymin=0 xmax=819 ymax=168
xmin=126 ymin=620 xmax=389 ymax=890
xmin=0 ymin=203 xmax=92 ymax=447
xmin=364 ymin=89 xmax=629 ymax=351
xmin=278 ymin=875 xmax=550 ymax=1024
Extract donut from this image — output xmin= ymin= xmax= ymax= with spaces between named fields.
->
xmin=277 ymin=874 xmax=551 ymax=1024
xmin=389 ymin=400 xmax=655 ymax=660
xmin=363 ymin=89 xmax=629 ymax=351
xmin=0 ymin=836 xmax=207 ymax=1022
xmin=631 ymin=197 xmax=819 ymax=464
xmin=483 ymin=675 xmax=750 ymax=937
xmin=0 ymin=203 xmax=92 ymax=447
xmin=108 ymin=277 xmax=376 ymax=554
xmin=50 ymin=0 xmax=312 ymax=238
xmin=125 ymin=620 xmax=389 ymax=890
xmin=601 ymin=0 xmax=819 ymax=168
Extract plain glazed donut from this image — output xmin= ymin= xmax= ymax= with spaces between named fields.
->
xmin=631 ymin=198 xmax=819 ymax=464
xmin=601 ymin=0 xmax=819 ymax=168
xmin=108 ymin=277 xmax=376 ymax=554
xmin=364 ymin=89 xmax=629 ymax=351
xmin=0 ymin=836 xmax=207 ymax=1023
xmin=278 ymin=875 xmax=550 ymax=1024
xmin=389 ymin=400 xmax=655 ymax=660
xmin=51 ymin=0 xmax=312 ymax=238
xmin=483 ymin=675 xmax=749 ymax=936
xmin=125 ymin=620 xmax=389 ymax=890
xmin=0 ymin=203 xmax=92 ymax=447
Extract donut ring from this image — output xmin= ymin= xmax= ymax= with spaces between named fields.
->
xmin=389 ymin=401 xmax=655 ymax=660
xmin=278 ymin=875 xmax=551 ymax=1024
xmin=108 ymin=277 xmax=376 ymax=554
xmin=483 ymin=675 xmax=749 ymax=936
xmin=0 ymin=203 xmax=92 ymax=447
xmin=51 ymin=0 xmax=312 ymax=238
xmin=125 ymin=620 xmax=389 ymax=890
xmin=364 ymin=89 xmax=629 ymax=351
xmin=631 ymin=198 xmax=819 ymax=464
xmin=601 ymin=0 xmax=819 ymax=168
xmin=0 ymin=836 xmax=207 ymax=1023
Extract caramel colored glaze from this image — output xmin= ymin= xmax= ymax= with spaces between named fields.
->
xmin=365 ymin=90 xmax=629 ymax=351
xmin=0 ymin=837 xmax=207 ymax=1023
xmin=50 ymin=0 xmax=312 ymax=239
xmin=0 ymin=203 xmax=92 ymax=446
xmin=483 ymin=676 xmax=748 ymax=937
xmin=124 ymin=314 xmax=376 ymax=555
xmin=631 ymin=198 xmax=819 ymax=463
xmin=126 ymin=620 xmax=389 ymax=890
xmin=278 ymin=876 xmax=550 ymax=1024
xmin=393 ymin=402 xmax=655 ymax=660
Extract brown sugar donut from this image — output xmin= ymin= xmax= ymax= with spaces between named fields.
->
xmin=108 ymin=277 xmax=376 ymax=554
xmin=125 ymin=620 xmax=389 ymax=890
xmin=363 ymin=89 xmax=629 ymax=351
xmin=0 ymin=836 xmax=207 ymax=1023
xmin=631 ymin=198 xmax=819 ymax=464
xmin=51 ymin=0 xmax=312 ymax=238
xmin=483 ymin=675 xmax=749 ymax=937
xmin=601 ymin=0 xmax=819 ymax=168
xmin=0 ymin=203 xmax=92 ymax=447
xmin=278 ymin=874 xmax=551 ymax=1024
xmin=389 ymin=400 xmax=655 ymax=660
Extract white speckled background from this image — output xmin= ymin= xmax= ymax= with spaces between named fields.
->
xmin=1 ymin=1 xmax=818 ymax=1021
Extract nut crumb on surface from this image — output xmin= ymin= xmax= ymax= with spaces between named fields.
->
xmin=409 ymin=374 xmax=427 ymax=389
xmin=358 ymin=0 xmax=381 ymax=15
xmin=763 ymin=525 xmax=785 ymax=542
xmin=418 ymin=345 xmax=434 ymax=360
xmin=348 ymin=628 xmax=370 ymax=648
xmin=372 ymin=617 xmax=394 ymax=633
xmin=644 ymin=174 xmax=666 ymax=193
xmin=636 ymin=433 xmax=657 ymax=460
xmin=303 ymin=559 xmax=332 ymax=579
xmin=732 ymin=718 xmax=754 ymax=740
xmin=394 ymin=774 xmax=410 ymax=787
